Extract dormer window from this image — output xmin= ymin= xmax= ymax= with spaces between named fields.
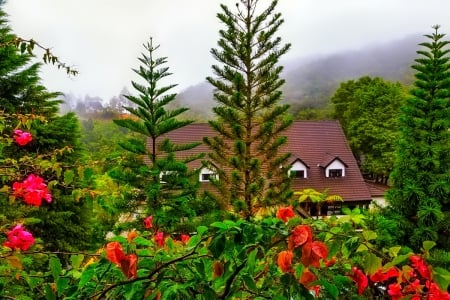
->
xmin=328 ymin=169 xmax=343 ymax=178
xmin=160 ymin=171 xmax=176 ymax=183
xmin=199 ymin=167 xmax=218 ymax=182
xmin=289 ymin=159 xmax=308 ymax=179
xmin=291 ymin=170 xmax=305 ymax=178
xmin=323 ymin=157 xmax=347 ymax=178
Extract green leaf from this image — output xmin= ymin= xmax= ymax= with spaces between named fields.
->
xmin=388 ymin=246 xmax=402 ymax=258
xmin=432 ymin=267 xmax=450 ymax=291
xmin=383 ymin=253 xmax=412 ymax=270
xmin=242 ymin=274 xmax=258 ymax=291
xmin=56 ymin=277 xmax=69 ymax=295
xmin=44 ymin=284 xmax=56 ymax=300
xmin=63 ymin=169 xmax=75 ymax=185
xmin=70 ymin=254 xmax=84 ymax=270
xmin=79 ymin=264 xmax=95 ymax=288
xmin=186 ymin=234 xmax=200 ymax=248
xmin=362 ymin=253 xmax=382 ymax=275
xmin=133 ymin=236 xmax=152 ymax=246
xmin=314 ymin=279 xmax=338 ymax=299
xmin=247 ymin=248 xmax=258 ymax=274
xmin=210 ymin=221 xmax=228 ymax=230
xmin=197 ymin=225 xmax=208 ymax=236
xmin=209 ymin=234 xmax=226 ymax=258
xmin=356 ymin=244 xmax=369 ymax=252
xmin=49 ymin=256 xmax=62 ymax=280
xmin=422 ymin=241 xmax=436 ymax=252
xmin=362 ymin=230 xmax=377 ymax=241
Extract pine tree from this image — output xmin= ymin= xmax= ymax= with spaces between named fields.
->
xmin=204 ymin=0 xmax=293 ymax=219
xmin=0 ymin=5 xmax=96 ymax=252
xmin=113 ymin=38 xmax=203 ymax=230
xmin=387 ymin=25 xmax=450 ymax=249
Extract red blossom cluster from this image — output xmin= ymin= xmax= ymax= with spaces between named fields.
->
xmin=13 ymin=129 xmax=33 ymax=146
xmin=12 ymin=174 xmax=52 ymax=206
xmin=3 ymin=224 xmax=35 ymax=251
xmin=106 ymin=242 xmax=138 ymax=278
xmin=349 ymin=255 xmax=450 ymax=299
xmin=277 ymin=222 xmax=334 ymax=296
xmin=276 ymin=206 xmax=295 ymax=222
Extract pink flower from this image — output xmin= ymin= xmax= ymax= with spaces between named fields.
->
xmin=3 ymin=224 xmax=35 ymax=251
xmin=155 ymin=231 xmax=165 ymax=247
xmin=12 ymin=174 xmax=52 ymax=206
xmin=143 ymin=215 xmax=153 ymax=229
xmin=13 ymin=129 xmax=33 ymax=146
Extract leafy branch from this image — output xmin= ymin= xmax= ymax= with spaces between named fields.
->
xmin=2 ymin=37 xmax=78 ymax=76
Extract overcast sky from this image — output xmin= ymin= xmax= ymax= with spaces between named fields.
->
xmin=4 ymin=0 xmax=450 ymax=101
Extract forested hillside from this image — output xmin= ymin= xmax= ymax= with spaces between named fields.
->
xmin=175 ymin=34 xmax=420 ymax=117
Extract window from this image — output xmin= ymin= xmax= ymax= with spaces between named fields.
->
xmin=290 ymin=170 xmax=305 ymax=179
xmin=160 ymin=171 xmax=176 ymax=183
xmin=199 ymin=168 xmax=218 ymax=182
xmin=328 ymin=169 xmax=343 ymax=178
xmin=201 ymin=173 xmax=212 ymax=181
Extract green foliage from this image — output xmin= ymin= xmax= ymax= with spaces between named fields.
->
xmin=204 ymin=0 xmax=293 ymax=218
xmin=331 ymin=76 xmax=406 ymax=182
xmin=387 ymin=25 xmax=450 ymax=249
xmin=112 ymin=38 xmax=203 ymax=232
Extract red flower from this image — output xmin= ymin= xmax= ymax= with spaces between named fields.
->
xmin=349 ymin=267 xmax=368 ymax=295
xmin=387 ymin=283 xmax=403 ymax=300
xmin=106 ymin=242 xmax=126 ymax=265
xmin=120 ymin=254 xmax=137 ymax=279
xmin=299 ymin=268 xmax=317 ymax=286
xmin=276 ymin=206 xmax=295 ymax=222
xmin=410 ymin=255 xmax=430 ymax=280
xmin=180 ymin=234 xmax=190 ymax=244
xmin=12 ymin=174 xmax=52 ymax=206
xmin=300 ymin=240 xmax=328 ymax=268
xmin=105 ymin=242 xmax=138 ymax=278
xmin=3 ymin=224 xmax=35 ymax=251
xmin=370 ymin=267 xmax=399 ymax=283
xmin=13 ymin=129 xmax=33 ymax=146
xmin=155 ymin=231 xmax=165 ymax=247
xmin=426 ymin=281 xmax=450 ymax=300
xmin=277 ymin=250 xmax=294 ymax=273
xmin=288 ymin=225 xmax=312 ymax=250
xmin=143 ymin=215 xmax=153 ymax=229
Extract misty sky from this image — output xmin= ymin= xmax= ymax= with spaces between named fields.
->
xmin=4 ymin=0 xmax=450 ymax=100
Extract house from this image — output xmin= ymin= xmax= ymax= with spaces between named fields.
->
xmin=148 ymin=120 xmax=373 ymax=215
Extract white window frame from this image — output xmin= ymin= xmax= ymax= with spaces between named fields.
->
xmin=199 ymin=167 xmax=218 ymax=182
xmin=325 ymin=160 xmax=346 ymax=177
xmin=289 ymin=160 xmax=308 ymax=179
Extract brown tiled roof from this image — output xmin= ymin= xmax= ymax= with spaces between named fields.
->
xmin=365 ymin=181 xmax=390 ymax=198
xmin=148 ymin=120 xmax=372 ymax=203
xmin=285 ymin=121 xmax=371 ymax=202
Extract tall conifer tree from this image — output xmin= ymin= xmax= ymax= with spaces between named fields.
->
xmin=387 ymin=25 xmax=450 ymax=248
xmin=113 ymin=39 xmax=202 ymax=230
xmin=0 ymin=5 xmax=96 ymax=252
xmin=205 ymin=0 xmax=293 ymax=219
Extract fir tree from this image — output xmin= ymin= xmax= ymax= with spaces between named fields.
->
xmin=0 ymin=5 xmax=96 ymax=253
xmin=204 ymin=0 xmax=293 ymax=219
xmin=387 ymin=25 xmax=450 ymax=249
xmin=113 ymin=38 xmax=203 ymax=230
